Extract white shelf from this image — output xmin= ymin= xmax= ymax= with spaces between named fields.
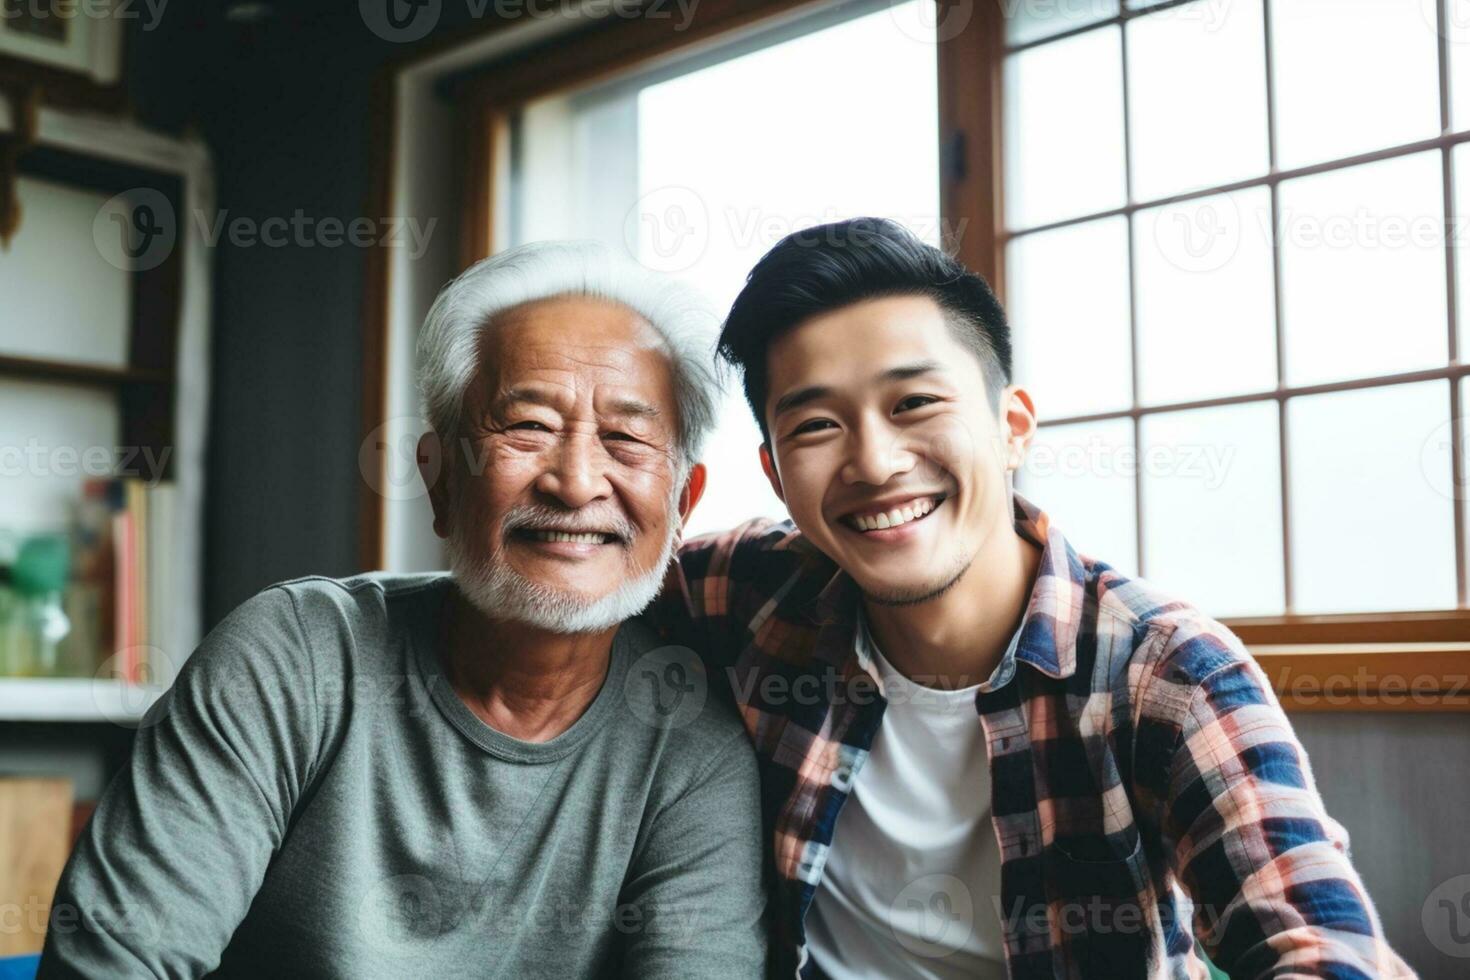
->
xmin=0 ymin=677 xmax=165 ymax=723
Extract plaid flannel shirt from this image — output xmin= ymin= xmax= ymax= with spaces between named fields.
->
xmin=654 ymin=491 xmax=1414 ymax=979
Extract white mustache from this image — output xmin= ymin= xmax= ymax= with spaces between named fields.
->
xmin=500 ymin=504 xmax=637 ymax=543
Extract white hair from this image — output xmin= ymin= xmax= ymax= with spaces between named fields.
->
xmin=416 ymin=240 xmax=722 ymax=465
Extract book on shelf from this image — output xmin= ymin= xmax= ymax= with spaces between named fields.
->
xmin=70 ymin=478 xmax=178 ymax=687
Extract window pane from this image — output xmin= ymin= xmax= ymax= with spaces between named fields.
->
xmin=1006 ymin=0 xmax=1117 ymax=46
xmin=1134 ymin=188 xmax=1277 ymax=404
xmin=1288 ymin=382 xmax=1456 ymax=614
xmin=1278 ymin=152 xmax=1448 ymax=386
xmin=1018 ymin=418 xmax=1137 ymax=574
xmin=1004 ymin=27 xmax=1126 ymax=229
xmin=1271 ymin=0 xmax=1441 ymax=169
xmin=1127 ymin=0 xmax=1268 ymax=200
xmin=1140 ymin=402 xmax=1283 ymax=618
xmin=1452 ymin=0 xmax=1470 ymax=133
xmin=1007 ymin=217 xmax=1133 ymax=419
xmin=0 ymin=177 xmax=131 ymax=369
xmin=1459 ymin=143 xmax=1470 ymax=362
xmin=634 ymin=2 xmax=940 ymax=537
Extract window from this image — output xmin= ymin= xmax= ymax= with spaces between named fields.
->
xmin=504 ymin=0 xmax=941 ymax=537
xmin=1006 ymin=0 xmax=1469 ymax=622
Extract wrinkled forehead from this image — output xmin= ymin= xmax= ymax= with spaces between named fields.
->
xmin=475 ymin=295 xmax=679 ymax=416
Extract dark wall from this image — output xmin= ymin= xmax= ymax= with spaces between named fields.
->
xmin=126 ymin=4 xmax=480 ymax=628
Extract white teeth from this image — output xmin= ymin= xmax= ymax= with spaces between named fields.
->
xmin=531 ymin=530 xmax=606 ymax=544
xmin=851 ymin=497 xmax=938 ymax=532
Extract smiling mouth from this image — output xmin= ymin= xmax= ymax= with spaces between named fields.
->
xmin=511 ymin=528 xmax=621 ymax=546
xmin=841 ymin=495 xmax=946 ymax=533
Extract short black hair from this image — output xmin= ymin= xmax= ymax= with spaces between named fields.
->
xmin=717 ymin=217 xmax=1012 ymax=442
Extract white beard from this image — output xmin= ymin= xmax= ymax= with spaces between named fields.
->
xmin=446 ymin=520 xmax=677 ymax=635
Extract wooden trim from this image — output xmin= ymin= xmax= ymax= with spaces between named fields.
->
xmin=938 ymin=0 xmax=1005 ymax=294
xmin=0 ymin=53 xmax=128 ymax=116
xmin=358 ymin=67 xmax=397 ymax=573
xmin=0 ymin=355 xmax=167 ymax=387
xmin=1252 ymin=643 xmax=1470 ymax=713
xmin=451 ymin=0 xmax=833 ymax=111
xmin=1227 ymin=609 xmax=1470 ymax=645
xmin=455 ymin=100 xmax=499 ymax=271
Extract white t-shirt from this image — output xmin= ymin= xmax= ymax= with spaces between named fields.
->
xmin=804 ymin=615 xmax=1018 ymax=979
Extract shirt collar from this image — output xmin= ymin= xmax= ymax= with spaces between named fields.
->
xmin=809 ymin=489 xmax=1085 ymax=682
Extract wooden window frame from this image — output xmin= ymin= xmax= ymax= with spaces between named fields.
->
xmin=956 ymin=0 xmax=1470 ymax=711
xmin=363 ymin=0 xmax=1470 ymax=711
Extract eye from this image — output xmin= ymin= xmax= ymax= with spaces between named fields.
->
xmin=508 ymin=420 xmax=551 ymax=432
xmin=792 ymin=418 xmax=837 ymax=436
xmin=895 ymin=394 xmax=938 ymax=414
xmin=602 ymin=431 xmax=639 ymax=443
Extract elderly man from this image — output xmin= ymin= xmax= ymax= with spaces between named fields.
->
xmin=40 ymin=242 xmax=767 ymax=979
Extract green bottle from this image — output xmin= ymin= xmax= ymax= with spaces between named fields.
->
xmin=10 ymin=535 xmax=73 ymax=677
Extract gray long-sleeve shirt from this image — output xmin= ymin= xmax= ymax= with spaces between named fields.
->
xmin=39 ymin=573 xmax=767 ymax=979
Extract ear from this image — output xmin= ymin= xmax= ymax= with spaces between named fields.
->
xmin=999 ymin=385 xmax=1038 ymax=473
xmin=677 ymin=462 xmax=708 ymax=530
xmin=759 ymin=443 xmax=785 ymax=503
xmin=418 ymin=431 xmax=451 ymax=539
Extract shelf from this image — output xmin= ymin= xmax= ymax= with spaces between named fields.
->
xmin=0 ymin=677 xmax=164 ymax=723
xmin=0 ymin=354 xmax=170 ymax=388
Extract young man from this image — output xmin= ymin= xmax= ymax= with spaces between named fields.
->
xmin=655 ymin=219 xmax=1412 ymax=978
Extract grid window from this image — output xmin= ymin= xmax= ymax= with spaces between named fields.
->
xmin=1007 ymin=0 xmax=1468 ymax=618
